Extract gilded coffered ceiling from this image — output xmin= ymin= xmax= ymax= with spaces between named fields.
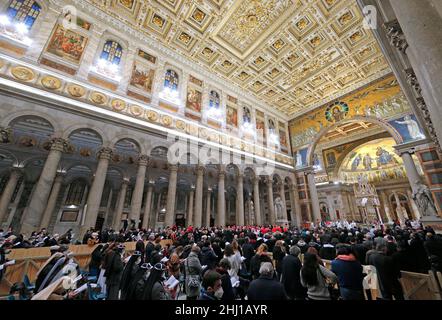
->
xmin=85 ymin=0 xmax=391 ymax=118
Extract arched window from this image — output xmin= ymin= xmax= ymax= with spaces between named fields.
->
xmin=65 ymin=179 xmax=87 ymax=206
xmin=100 ymin=40 xmax=123 ymax=65
xmin=6 ymin=0 xmax=41 ymax=30
xmin=124 ymin=185 xmax=133 ymax=207
xmin=164 ymin=69 xmax=179 ymax=91
xmin=209 ymin=91 xmax=220 ymax=109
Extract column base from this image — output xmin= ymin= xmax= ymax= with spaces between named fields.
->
xmin=421 ymin=216 xmax=442 ymax=234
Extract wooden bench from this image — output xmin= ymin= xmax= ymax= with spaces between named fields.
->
xmin=0 ymin=239 xmax=173 ymax=296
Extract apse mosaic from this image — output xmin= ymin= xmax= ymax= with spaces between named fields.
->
xmin=289 ymin=76 xmax=412 ymax=150
xmin=338 ymin=138 xmax=421 ymax=184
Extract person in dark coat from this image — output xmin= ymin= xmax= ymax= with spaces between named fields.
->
xmin=119 ymin=251 xmax=142 ymax=300
xmin=250 ymin=244 xmax=273 ymax=280
xmin=272 ymin=240 xmax=286 ymax=281
xmin=319 ymin=242 xmax=336 ymax=261
xmin=212 ymin=241 xmax=223 ymax=264
xmin=215 ymin=258 xmax=235 ymax=301
xmin=424 ymin=233 xmax=442 ymax=272
xmin=281 ymin=245 xmax=306 ymax=300
xmin=104 ymin=244 xmax=125 ymax=300
xmin=88 ymin=244 xmax=104 ymax=278
xmin=241 ymin=237 xmax=255 ymax=273
xmin=247 ymin=262 xmax=287 ymax=300
xmin=392 ymin=240 xmax=418 ymax=273
xmin=144 ymin=235 xmax=155 ymax=263
xmin=367 ymin=242 xmax=404 ymax=300
xmin=331 ymin=245 xmax=365 ymax=300
xmin=201 ymin=241 xmax=218 ymax=270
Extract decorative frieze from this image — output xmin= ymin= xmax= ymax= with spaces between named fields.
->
xmin=384 ymin=20 xmax=409 ymax=54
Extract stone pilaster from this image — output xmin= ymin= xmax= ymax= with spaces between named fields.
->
xmin=236 ymin=174 xmax=244 ymax=226
xmin=266 ymin=176 xmax=275 ymax=225
xmin=253 ymin=177 xmax=262 ymax=226
xmin=187 ymin=187 xmax=195 ymax=226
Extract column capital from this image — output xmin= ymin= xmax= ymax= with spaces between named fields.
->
xmin=252 ymin=176 xmax=260 ymax=184
xmin=50 ymin=137 xmax=69 ymax=152
xmin=121 ymin=178 xmax=130 ymax=186
xmin=98 ymin=147 xmax=113 ymax=160
xmin=169 ymin=164 xmax=179 ymax=172
xmin=218 ymin=170 xmax=225 ymax=179
xmin=55 ymin=171 xmax=66 ymax=180
xmin=195 ymin=165 xmax=205 ymax=175
xmin=10 ymin=166 xmax=24 ymax=176
xmin=138 ymin=154 xmax=149 ymax=166
xmin=0 ymin=127 xmax=13 ymax=143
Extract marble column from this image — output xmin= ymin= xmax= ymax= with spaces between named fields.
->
xmin=21 ymin=138 xmax=66 ymax=234
xmin=142 ymin=182 xmax=154 ymax=229
xmin=289 ymin=184 xmax=301 ymax=227
xmin=306 ymin=170 xmax=321 ymax=223
xmin=407 ymin=188 xmax=421 ymax=220
xmin=279 ymin=182 xmax=288 ymax=222
xmin=266 ymin=176 xmax=275 ymax=225
xmin=40 ymin=172 xmax=64 ymax=229
xmin=82 ymin=147 xmax=113 ymax=235
xmin=165 ymin=164 xmax=178 ymax=227
xmin=129 ymin=155 xmax=149 ymax=225
xmin=393 ymin=191 xmax=406 ymax=225
xmin=194 ymin=166 xmax=204 ymax=228
xmin=113 ymin=179 xmax=129 ymax=230
xmin=389 ymin=0 xmax=442 ymax=146
xmin=217 ymin=171 xmax=226 ymax=227
xmin=0 ymin=168 xmax=22 ymax=224
xmin=236 ymin=174 xmax=244 ymax=226
xmin=253 ymin=177 xmax=262 ymax=226
xmin=187 ymin=187 xmax=195 ymax=226
xmin=397 ymin=149 xmax=422 ymax=192
xmin=205 ymin=188 xmax=212 ymax=227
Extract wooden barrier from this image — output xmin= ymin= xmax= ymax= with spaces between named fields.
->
xmin=0 ymin=240 xmax=173 ymax=296
xmin=399 ymin=271 xmax=442 ymax=300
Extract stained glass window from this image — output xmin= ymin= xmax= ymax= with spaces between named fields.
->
xmin=100 ymin=40 xmax=123 ymax=65
xmin=209 ymin=90 xmax=220 ymax=109
xmin=164 ymin=69 xmax=179 ymax=91
xmin=6 ymin=0 xmax=41 ymax=29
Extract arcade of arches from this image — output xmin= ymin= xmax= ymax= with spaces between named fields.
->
xmin=0 ymin=0 xmax=442 ymax=238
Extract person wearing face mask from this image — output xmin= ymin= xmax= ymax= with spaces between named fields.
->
xmin=142 ymin=263 xmax=171 ymax=300
xmin=199 ymin=270 xmax=223 ymax=300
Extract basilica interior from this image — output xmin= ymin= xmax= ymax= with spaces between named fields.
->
xmin=0 ymin=0 xmax=441 ymax=238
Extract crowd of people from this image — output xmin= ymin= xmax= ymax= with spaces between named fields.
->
xmin=1 ymin=219 xmax=442 ymax=300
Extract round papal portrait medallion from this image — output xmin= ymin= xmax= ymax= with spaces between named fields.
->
xmin=41 ymin=76 xmax=62 ymax=90
xmin=11 ymin=66 xmax=35 ymax=82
